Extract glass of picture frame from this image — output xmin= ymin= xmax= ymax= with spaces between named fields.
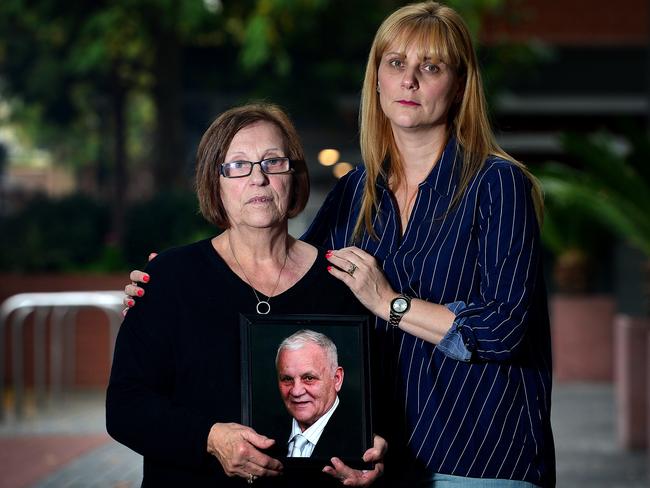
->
xmin=240 ymin=313 xmax=372 ymax=471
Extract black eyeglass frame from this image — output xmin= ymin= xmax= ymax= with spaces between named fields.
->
xmin=219 ymin=157 xmax=293 ymax=178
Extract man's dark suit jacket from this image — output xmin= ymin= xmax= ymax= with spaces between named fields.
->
xmin=259 ymin=400 xmax=369 ymax=487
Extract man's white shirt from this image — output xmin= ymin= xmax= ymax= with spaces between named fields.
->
xmin=287 ymin=396 xmax=340 ymax=457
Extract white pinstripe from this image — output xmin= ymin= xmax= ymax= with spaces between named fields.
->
xmin=452 ymin=367 xmax=502 ymax=472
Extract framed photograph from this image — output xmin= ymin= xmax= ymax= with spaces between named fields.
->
xmin=240 ymin=314 xmax=372 ymax=470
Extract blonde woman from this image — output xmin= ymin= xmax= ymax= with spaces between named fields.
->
xmin=124 ymin=2 xmax=554 ymax=486
xmin=306 ymin=3 xmax=554 ymax=487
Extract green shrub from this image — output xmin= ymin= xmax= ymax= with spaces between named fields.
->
xmin=122 ymin=191 xmax=215 ymax=268
xmin=0 ymin=191 xmax=216 ymax=272
xmin=0 ymin=194 xmax=110 ymax=272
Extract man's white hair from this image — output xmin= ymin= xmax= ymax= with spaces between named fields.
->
xmin=275 ymin=329 xmax=338 ymax=373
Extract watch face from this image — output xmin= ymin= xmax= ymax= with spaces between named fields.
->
xmin=393 ymin=298 xmax=408 ymax=313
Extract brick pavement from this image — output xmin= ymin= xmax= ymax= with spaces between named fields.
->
xmin=0 ymin=391 xmax=140 ymax=488
xmin=552 ymin=383 xmax=647 ymax=487
xmin=31 ymin=442 xmax=141 ymax=488
xmin=0 ymin=384 xmax=647 ymax=487
xmin=0 ymin=435 xmax=111 ymax=488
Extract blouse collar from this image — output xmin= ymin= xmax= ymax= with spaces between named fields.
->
xmin=376 ymin=136 xmax=460 ymax=196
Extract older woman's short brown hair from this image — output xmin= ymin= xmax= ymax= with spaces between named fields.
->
xmin=195 ymin=102 xmax=310 ymax=228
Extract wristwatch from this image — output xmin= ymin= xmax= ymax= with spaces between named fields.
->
xmin=389 ymin=294 xmax=411 ymax=327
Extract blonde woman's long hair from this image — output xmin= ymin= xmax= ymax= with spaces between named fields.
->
xmin=355 ymin=1 xmax=543 ymax=241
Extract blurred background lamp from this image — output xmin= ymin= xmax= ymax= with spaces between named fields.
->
xmin=333 ymin=162 xmax=353 ymax=179
xmin=318 ymin=148 xmax=340 ymax=166
xmin=203 ymin=0 xmax=222 ymax=13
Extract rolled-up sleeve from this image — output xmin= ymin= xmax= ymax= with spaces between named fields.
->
xmin=437 ymin=301 xmax=473 ymax=362
xmin=450 ymin=164 xmax=541 ymax=362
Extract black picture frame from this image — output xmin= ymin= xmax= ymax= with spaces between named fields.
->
xmin=240 ymin=313 xmax=372 ymax=470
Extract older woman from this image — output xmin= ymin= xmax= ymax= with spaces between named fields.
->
xmin=124 ymin=2 xmax=555 ymax=487
xmin=106 ymin=103 xmax=384 ymax=487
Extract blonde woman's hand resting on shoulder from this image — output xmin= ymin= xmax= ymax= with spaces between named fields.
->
xmin=325 ymin=246 xmax=455 ymax=346
xmin=325 ymin=247 xmax=395 ymax=318
xmin=122 ymin=252 xmax=157 ymax=314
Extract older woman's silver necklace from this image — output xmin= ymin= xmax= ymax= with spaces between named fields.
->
xmin=229 ymin=241 xmax=288 ymax=315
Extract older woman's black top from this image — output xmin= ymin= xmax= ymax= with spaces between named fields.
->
xmin=106 ymin=238 xmax=369 ymax=487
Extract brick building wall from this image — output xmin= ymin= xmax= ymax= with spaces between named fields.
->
xmin=482 ymin=0 xmax=649 ymax=45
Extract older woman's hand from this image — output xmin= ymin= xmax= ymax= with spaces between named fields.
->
xmin=322 ymin=434 xmax=387 ymax=486
xmin=326 ymin=247 xmax=395 ymax=320
xmin=207 ymin=422 xmax=283 ymax=481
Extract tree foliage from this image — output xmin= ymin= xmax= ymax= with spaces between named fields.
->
xmin=0 ymin=0 xmax=523 ymax=263
xmin=0 ymin=0 xmax=517 ymax=175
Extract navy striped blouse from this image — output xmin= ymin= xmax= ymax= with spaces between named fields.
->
xmin=303 ymin=137 xmax=555 ymax=487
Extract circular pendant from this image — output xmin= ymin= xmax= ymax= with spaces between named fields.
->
xmin=256 ymin=300 xmax=271 ymax=315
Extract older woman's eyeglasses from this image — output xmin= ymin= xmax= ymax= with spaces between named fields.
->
xmin=219 ymin=157 xmax=292 ymax=178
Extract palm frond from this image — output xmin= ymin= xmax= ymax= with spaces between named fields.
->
xmin=540 ymin=174 xmax=650 ymax=256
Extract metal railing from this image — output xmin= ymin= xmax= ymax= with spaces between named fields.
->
xmin=0 ymin=291 xmax=124 ymax=421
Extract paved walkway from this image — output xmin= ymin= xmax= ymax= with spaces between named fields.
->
xmin=0 ymin=392 xmax=140 ymax=488
xmin=0 ymin=383 xmax=647 ymax=487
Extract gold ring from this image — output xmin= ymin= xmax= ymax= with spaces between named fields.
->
xmin=347 ymin=263 xmax=358 ymax=276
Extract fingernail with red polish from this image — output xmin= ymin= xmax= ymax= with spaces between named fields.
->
xmin=137 ymin=289 xmax=144 ymax=297
xmin=325 ymin=250 xmax=333 ymax=258
xmin=142 ymin=274 xmax=150 ymax=283
xmin=128 ymin=299 xmax=135 ymax=307
xmin=327 ymin=266 xmax=332 ymax=271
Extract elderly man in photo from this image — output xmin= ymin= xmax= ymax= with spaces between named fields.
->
xmin=275 ymin=329 xmax=350 ymax=459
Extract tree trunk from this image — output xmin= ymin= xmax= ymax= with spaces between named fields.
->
xmin=110 ymin=68 xmax=127 ymax=246
xmin=642 ymin=256 xmax=650 ymax=318
xmin=152 ymin=24 xmax=185 ymax=191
